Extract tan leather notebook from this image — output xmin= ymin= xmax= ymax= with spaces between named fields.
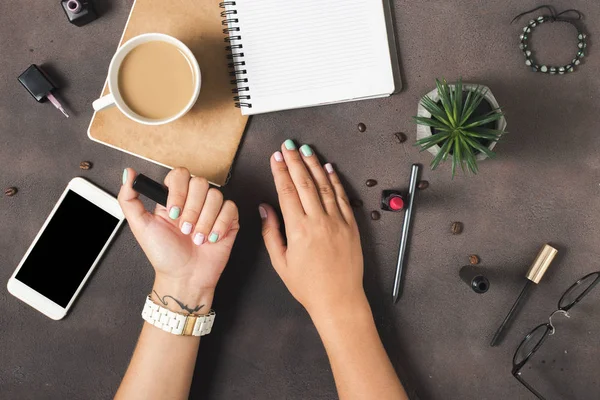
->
xmin=87 ymin=0 xmax=248 ymax=186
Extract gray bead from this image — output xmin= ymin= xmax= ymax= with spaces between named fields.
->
xmin=540 ymin=65 xmax=548 ymax=73
xmin=559 ymin=67 xmax=565 ymax=72
xmin=578 ymin=34 xmax=583 ymax=40
xmin=519 ymin=34 xmax=524 ymax=40
xmin=525 ymin=50 xmax=532 ymax=56
xmin=525 ymin=59 xmax=532 ymax=66
xmin=519 ymin=43 xmax=525 ymax=50
xmin=550 ymin=67 xmax=556 ymax=74
xmin=578 ymin=42 xmax=584 ymax=48
xmin=537 ymin=16 xmax=544 ymax=22
xmin=575 ymin=59 xmax=581 ymax=65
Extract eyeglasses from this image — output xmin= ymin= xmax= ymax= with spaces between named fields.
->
xmin=512 ymin=271 xmax=600 ymax=399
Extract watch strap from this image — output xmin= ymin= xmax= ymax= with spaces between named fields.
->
xmin=141 ymin=296 xmax=215 ymax=336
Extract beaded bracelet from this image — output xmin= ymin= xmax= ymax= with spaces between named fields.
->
xmin=513 ymin=6 xmax=587 ymax=75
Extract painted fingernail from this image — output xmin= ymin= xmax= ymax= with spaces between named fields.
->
xmin=259 ymin=205 xmax=268 ymax=219
xmin=324 ymin=163 xmax=334 ymax=174
xmin=122 ymin=169 xmax=128 ymax=185
xmin=274 ymin=151 xmax=284 ymax=162
xmin=169 ymin=206 xmax=181 ymax=220
xmin=284 ymin=139 xmax=296 ymax=150
xmin=208 ymin=232 xmax=219 ymax=243
xmin=181 ymin=222 xmax=193 ymax=235
xmin=300 ymin=144 xmax=314 ymax=157
xmin=193 ymin=233 xmax=205 ymax=246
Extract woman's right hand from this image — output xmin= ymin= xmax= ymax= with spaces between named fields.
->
xmin=260 ymin=140 xmax=366 ymax=320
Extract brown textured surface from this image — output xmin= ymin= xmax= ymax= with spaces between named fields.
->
xmin=1 ymin=1 xmax=599 ymax=399
xmin=88 ymin=0 xmax=248 ymax=186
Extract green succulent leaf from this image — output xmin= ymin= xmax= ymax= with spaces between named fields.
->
xmin=416 ymin=132 xmax=451 ymax=150
xmin=470 ymin=127 xmax=505 ymax=137
xmin=460 ymin=86 xmax=488 ymax=125
xmin=463 ymin=135 xmax=496 ymax=159
xmin=462 ymin=139 xmax=479 ymax=174
xmin=420 ymin=96 xmax=452 ymax=126
xmin=451 ymin=142 xmax=458 ymax=178
xmin=436 ymin=79 xmax=456 ymax=127
xmin=461 ymin=129 xmax=501 ymax=141
xmin=453 ymin=79 xmax=463 ymax=127
xmin=462 ymin=110 xmax=504 ymax=129
xmin=431 ymin=137 xmax=453 ymax=170
xmin=460 ymin=89 xmax=472 ymax=123
xmin=413 ymin=116 xmax=453 ymax=131
xmin=455 ymin=137 xmax=466 ymax=174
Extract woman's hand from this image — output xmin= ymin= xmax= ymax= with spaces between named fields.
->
xmin=118 ymin=167 xmax=239 ymax=313
xmin=260 ymin=140 xmax=366 ymax=320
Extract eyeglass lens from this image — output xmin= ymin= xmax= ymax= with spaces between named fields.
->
xmin=559 ymin=273 xmax=600 ymax=309
xmin=514 ymin=324 xmax=549 ymax=366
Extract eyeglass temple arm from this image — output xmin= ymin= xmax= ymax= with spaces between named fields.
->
xmin=513 ymin=370 xmax=547 ymax=400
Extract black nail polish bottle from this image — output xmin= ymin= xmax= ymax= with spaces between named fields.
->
xmin=61 ymin=0 xmax=98 ymax=26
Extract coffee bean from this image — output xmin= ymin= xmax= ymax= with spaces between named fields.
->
xmin=79 ymin=161 xmax=92 ymax=170
xmin=350 ymin=198 xmax=364 ymax=208
xmin=4 ymin=187 xmax=17 ymax=197
xmin=451 ymin=222 xmax=463 ymax=235
xmin=417 ymin=180 xmax=429 ymax=190
xmin=370 ymin=211 xmax=381 ymax=220
xmin=394 ymin=132 xmax=407 ymax=143
xmin=357 ymin=122 xmax=366 ymax=132
xmin=469 ymin=254 xmax=480 ymax=265
xmin=366 ymin=179 xmax=377 ymax=187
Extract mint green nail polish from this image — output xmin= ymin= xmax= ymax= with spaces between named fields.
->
xmin=169 ymin=206 xmax=180 ymax=220
xmin=284 ymin=139 xmax=296 ymax=150
xmin=208 ymin=232 xmax=219 ymax=243
xmin=300 ymin=144 xmax=314 ymax=157
xmin=122 ymin=169 xmax=128 ymax=185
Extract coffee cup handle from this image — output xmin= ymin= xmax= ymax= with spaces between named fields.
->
xmin=92 ymin=93 xmax=116 ymax=112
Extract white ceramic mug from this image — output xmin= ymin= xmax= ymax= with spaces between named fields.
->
xmin=92 ymin=33 xmax=201 ymax=126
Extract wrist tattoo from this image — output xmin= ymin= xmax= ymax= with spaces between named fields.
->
xmin=152 ymin=290 xmax=205 ymax=314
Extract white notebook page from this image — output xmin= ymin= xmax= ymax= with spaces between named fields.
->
xmin=226 ymin=0 xmax=395 ymax=115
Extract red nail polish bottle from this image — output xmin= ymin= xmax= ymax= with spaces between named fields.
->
xmin=381 ymin=190 xmax=405 ymax=212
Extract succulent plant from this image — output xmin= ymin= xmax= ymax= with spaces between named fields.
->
xmin=414 ymin=79 xmax=506 ymax=177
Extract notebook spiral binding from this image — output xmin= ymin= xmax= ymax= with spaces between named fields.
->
xmin=220 ymin=1 xmax=251 ymax=108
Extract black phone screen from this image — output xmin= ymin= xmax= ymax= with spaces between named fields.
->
xmin=15 ymin=190 xmax=120 ymax=307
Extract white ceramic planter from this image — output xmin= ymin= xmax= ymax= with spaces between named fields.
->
xmin=416 ymin=84 xmax=507 ymax=161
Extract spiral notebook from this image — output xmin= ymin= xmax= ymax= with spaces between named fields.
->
xmin=222 ymin=0 xmax=401 ymax=115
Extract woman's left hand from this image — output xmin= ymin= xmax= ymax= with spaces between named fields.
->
xmin=118 ymin=167 xmax=239 ymax=313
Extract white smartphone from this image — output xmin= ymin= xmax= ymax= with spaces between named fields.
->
xmin=7 ymin=177 xmax=124 ymax=320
